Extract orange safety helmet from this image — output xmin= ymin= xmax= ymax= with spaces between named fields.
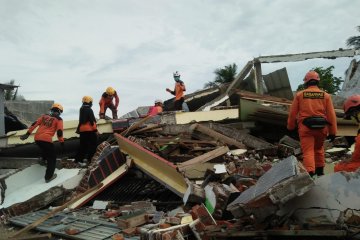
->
xmin=82 ymin=95 xmax=93 ymax=104
xmin=304 ymin=70 xmax=320 ymax=83
xmin=51 ymin=103 xmax=63 ymax=113
xmin=343 ymin=95 xmax=360 ymax=114
xmin=106 ymin=87 xmax=115 ymax=96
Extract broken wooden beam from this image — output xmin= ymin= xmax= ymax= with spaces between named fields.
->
xmin=115 ymin=133 xmax=188 ymax=197
xmin=177 ymin=146 xmax=229 ymax=171
xmin=191 ymin=123 xmax=246 ymax=149
xmin=211 ymin=123 xmax=274 ymax=150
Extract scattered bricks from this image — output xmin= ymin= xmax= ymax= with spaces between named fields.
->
xmin=226 ymin=161 xmax=237 ymax=174
xmin=104 ymin=210 xmax=120 ymax=218
xmin=111 ymin=233 xmax=125 ymax=240
xmin=122 ymin=227 xmax=137 ymax=236
xmin=64 ymin=227 xmax=80 ymax=235
xmin=176 ymin=213 xmax=193 ymax=224
xmin=159 ymin=223 xmax=172 ymax=229
xmin=165 ymin=216 xmax=181 ymax=225
xmin=191 ymin=204 xmax=216 ymax=226
xmin=117 ymin=211 xmax=147 ymax=229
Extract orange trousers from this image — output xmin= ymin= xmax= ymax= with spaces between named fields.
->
xmin=334 ymin=135 xmax=360 ymax=172
xmin=298 ymin=125 xmax=327 ymax=173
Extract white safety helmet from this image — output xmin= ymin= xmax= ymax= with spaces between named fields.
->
xmin=173 ymin=71 xmax=180 ymax=78
xmin=155 ymin=99 xmax=163 ymax=104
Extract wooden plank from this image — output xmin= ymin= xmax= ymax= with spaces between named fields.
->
xmin=192 ymin=123 xmax=246 ymax=149
xmin=130 ymin=124 xmax=162 ymax=134
xmin=178 ymin=146 xmax=229 ymax=171
xmin=115 ymin=133 xmax=188 ymax=197
xmin=120 ymin=115 xmax=154 ymax=136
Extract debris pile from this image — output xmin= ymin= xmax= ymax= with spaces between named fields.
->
xmin=1 ymin=49 xmax=360 ymax=239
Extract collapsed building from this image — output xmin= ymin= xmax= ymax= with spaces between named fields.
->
xmin=0 ymin=48 xmax=360 ymax=240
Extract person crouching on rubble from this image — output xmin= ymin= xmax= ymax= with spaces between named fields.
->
xmin=20 ymin=103 xmax=65 ymax=183
xmin=287 ymin=70 xmax=337 ymax=177
xmin=99 ymin=86 xmax=119 ymax=119
xmin=334 ymin=95 xmax=360 ymax=172
xmin=147 ymin=99 xmax=163 ymax=116
xmin=75 ymin=96 xmax=98 ymax=166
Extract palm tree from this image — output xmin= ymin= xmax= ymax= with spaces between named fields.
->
xmin=346 ymin=26 xmax=360 ymax=49
xmin=204 ymin=63 xmax=238 ymax=88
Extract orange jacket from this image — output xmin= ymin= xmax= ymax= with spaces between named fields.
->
xmin=169 ymin=81 xmax=186 ymax=100
xmin=147 ymin=105 xmax=163 ymax=116
xmin=27 ymin=114 xmax=64 ymax=143
xmin=287 ymin=86 xmax=337 ymax=135
xmin=99 ymin=91 xmax=119 ymax=114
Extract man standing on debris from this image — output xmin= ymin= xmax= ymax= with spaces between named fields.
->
xmin=334 ymin=95 xmax=360 ymax=172
xmin=166 ymin=71 xmax=186 ymax=110
xmin=99 ymin=86 xmax=119 ymax=119
xmin=20 ymin=103 xmax=65 ymax=183
xmin=287 ymin=70 xmax=337 ymax=177
xmin=147 ymin=99 xmax=163 ymax=116
xmin=75 ymin=96 xmax=98 ymax=166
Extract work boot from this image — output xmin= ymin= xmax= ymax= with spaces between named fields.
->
xmin=309 ymin=171 xmax=315 ymax=177
xmin=315 ymin=167 xmax=324 ymax=176
xmin=45 ymin=173 xmax=57 ymax=183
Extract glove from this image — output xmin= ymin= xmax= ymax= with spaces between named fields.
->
xmin=327 ymin=134 xmax=336 ymax=142
xmin=99 ymin=113 xmax=105 ymax=119
xmin=166 ymin=88 xmax=171 ymax=92
xmin=20 ymin=133 xmax=30 ymax=140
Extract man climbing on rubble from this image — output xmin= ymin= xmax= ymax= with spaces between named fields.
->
xmin=334 ymin=95 xmax=360 ymax=172
xmin=20 ymin=103 xmax=65 ymax=183
xmin=99 ymin=86 xmax=119 ymax=119
xmin=75 ymin=96 xmax=98 ymax=166
xmin=287 ymin=70 xmax=337 ymax=177
xmin=147 ymin=99 xmax=163 ymax=116
xmin=166 ymin=71 xmax=186 ymax=111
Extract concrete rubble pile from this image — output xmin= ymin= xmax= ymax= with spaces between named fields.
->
xmin=1 ymin=49 xmax=360 ymax=239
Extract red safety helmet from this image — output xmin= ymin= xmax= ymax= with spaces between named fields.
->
xmin=343 ymin=95 xmax=360 ymax=114
xmin=304 ymin=70 xmax=320 ymax=83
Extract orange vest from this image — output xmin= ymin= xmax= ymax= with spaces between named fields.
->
xmin=287 ymin=86 xmax=337 ymax=135
xmin=28 ymin=114 xmax=64 ymax=143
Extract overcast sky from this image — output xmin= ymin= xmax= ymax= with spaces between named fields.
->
xmin=1 ymin=0 xmax=359 ymax=120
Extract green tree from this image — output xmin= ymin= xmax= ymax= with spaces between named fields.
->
xmin=296 ymin=66 xmax=343 ymax=94
xmin=346 ymin=26 xmax=360 ymax=49
xmin=204 ymin=63 xmax=237 ymax=88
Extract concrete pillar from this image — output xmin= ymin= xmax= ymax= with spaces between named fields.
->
xmin=0 ymin=90 xmax=4 ymax=136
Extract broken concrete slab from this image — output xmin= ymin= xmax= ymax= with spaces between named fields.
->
xmin=279 ymin=171 xmax=360 ymax=225
xmin=160 ymin=109 xmax=239 ymax=125
xmin=227 ymin=156 xmax=313 ymax=221
xmin=0 ymin=164 xmax=83 ymax=209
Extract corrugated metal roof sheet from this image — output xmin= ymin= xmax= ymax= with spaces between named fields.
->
xmin=263 ymin=68 xmax=293 ymax=100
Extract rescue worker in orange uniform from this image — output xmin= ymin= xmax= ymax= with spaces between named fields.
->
xmin=334 ymin=95 xmax=360 ymax=172
xmin=99 ymin=87 xmax=119 ymax=119
xmin=147 ymin=99 xmax=163 ymax=116
xmin=75 ymin=96 xmax=98 ymax=166
xmin=166 ymin=71 xmax=186 ymax=110
xmin=287 ymin=71 xmax=337 ymax=177
xmin=20 ymin=103 xmax=64 ymax=183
